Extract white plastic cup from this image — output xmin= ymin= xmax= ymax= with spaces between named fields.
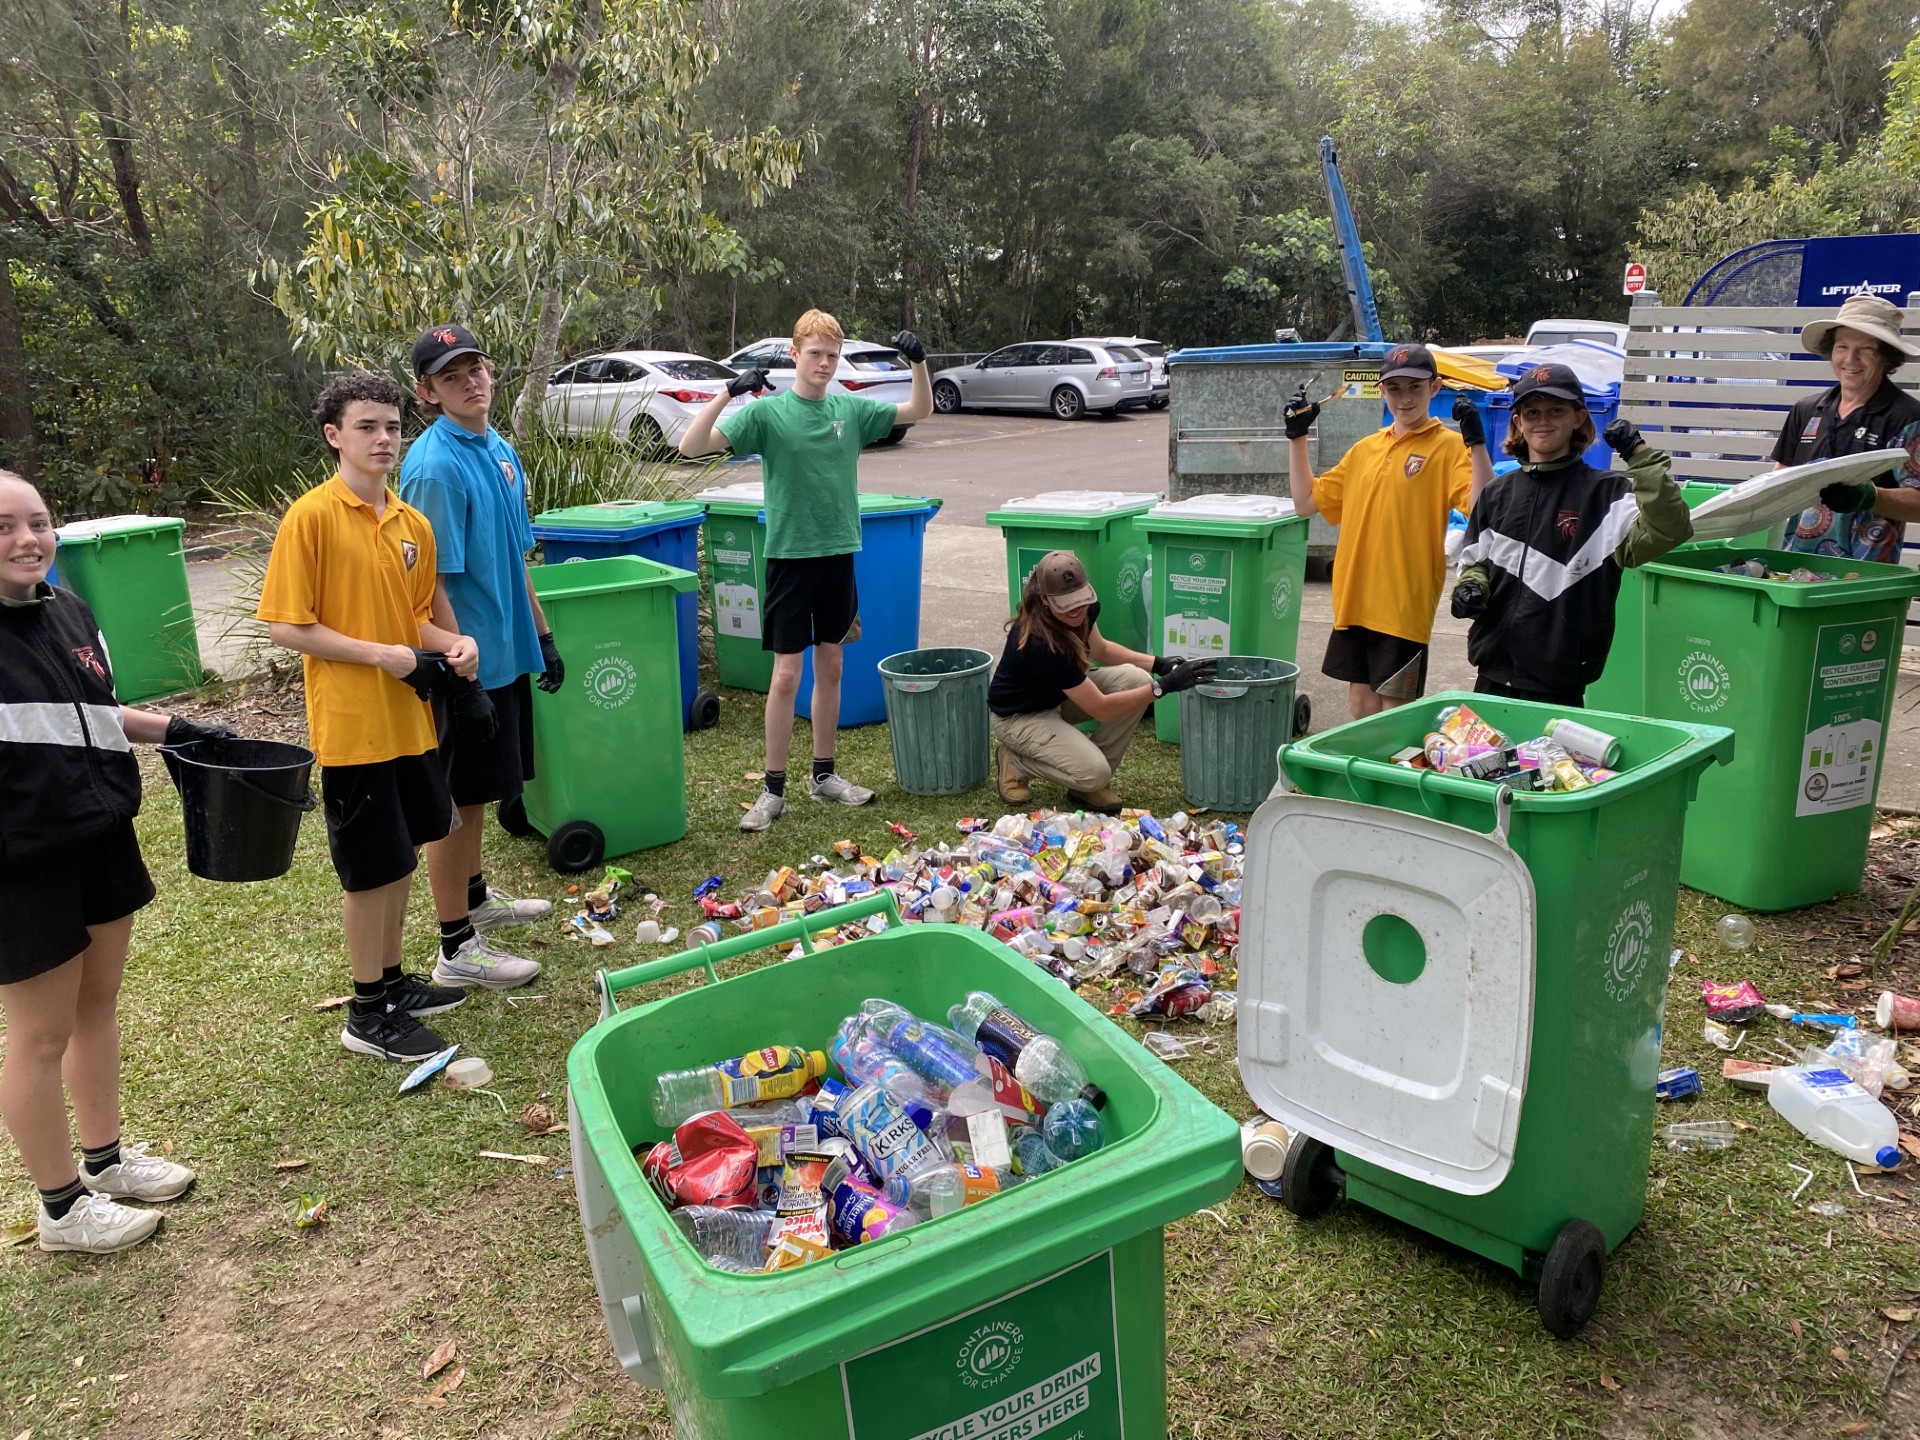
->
xmin=1240 ymin=1116 xmax=1289 ymax=1181
xmin=445 ymin=1057 xmax=493 ymax=1089
xmin=634 ymin=919 xmax=662 ymax=944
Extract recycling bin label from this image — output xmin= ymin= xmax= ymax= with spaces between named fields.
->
xmin=840 ymin=1251 xmax=1123 ymax=1440
xmin=711 ymin=523 xmax=763 ymax=640
xmin=1162 ymin=546 xmax=1231 ymax=659
xmin=1797 ymin=619 xmax=1891 ymax=817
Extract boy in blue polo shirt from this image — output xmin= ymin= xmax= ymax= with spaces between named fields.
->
xmin=399 ymin=324 xmax=562 ymax=989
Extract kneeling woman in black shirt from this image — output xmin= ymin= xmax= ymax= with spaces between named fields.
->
xmin=988 ymin=550 xmax=1215 ymax=811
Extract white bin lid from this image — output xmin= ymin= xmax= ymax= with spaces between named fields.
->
xmin=693 ymin=481 xmax=767 ymax=505
xmin=1687 ymin=449 xmax=1908 ymax=542
xmin=994 ymin=490 xmax=1160 ymax=514
xmin=1147 ymin=492 xmax=1295 ymax=521
xmin=1237 ymin=791 xmax=1535 ymax=1195
xmin=56 ymin=515 xmax=182 ymax=539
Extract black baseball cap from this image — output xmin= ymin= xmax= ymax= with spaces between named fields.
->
xmin=1509 ymin=362 xmax=1587 ymax=406
xmin=412 ymin=324 xmax=488 ymax=379
xmin=1379 ymin=343 xmax=1438 ymax=381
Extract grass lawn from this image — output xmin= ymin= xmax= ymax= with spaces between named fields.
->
xmin=4 ymin=680 xmax=1919 ymax=1440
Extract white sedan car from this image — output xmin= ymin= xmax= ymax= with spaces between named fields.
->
xmin=721 ymin=337 xmax=916 ymax=444
xmin=541 ymin=350 xmax=749 ymax=451
xmin=1071 ymin=336 xmax=1169 ymax=409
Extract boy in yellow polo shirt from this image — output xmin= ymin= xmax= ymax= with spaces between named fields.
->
xmin=1285 ymin=343 xmax=1492 ymax=718
xmin=257 ymin=372 xmax=481 ymax=1063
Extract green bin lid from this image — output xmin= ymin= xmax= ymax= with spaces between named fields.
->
xmin=694 ymin=481 xmax=940 ymax=517
xmin=1141 ymin=492 xmax=1301 ymax=536
xmin=985 ymin=491 xmax=1160 ymax=530
xmin=55 ymin=515 xmax=185 ymax=546
xmin=532 ymin=499 xmax=704 ymax=531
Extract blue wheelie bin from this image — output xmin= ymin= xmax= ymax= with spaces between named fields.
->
xmin=532 ymin=500 xmax=719 ymax=730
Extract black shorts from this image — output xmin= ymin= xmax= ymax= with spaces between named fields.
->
xmin=436 ymin=674 xmax=536 ymax=808
xmin=321 ymin=752 xmax=454 ymax=893
xmin=0 ymin=820 xmax=155 ymax=986
xmin=763 ymin=553 xmax=859 ymax=655
xmin=1323 ymin=625 xmax=1430 ymax=700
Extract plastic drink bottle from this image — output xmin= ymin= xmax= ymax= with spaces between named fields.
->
xmin=948 ymin=990 xmax=1106 ymax=1108
xmin=843 ymin=1080 xmax=951 ymax=1184
xmin=885 ymin=1161 xmax=1018 ymax=1218
xmin=670 ymin=1206 xmax=775 ymax=1272
xmin=883 ymin=1013 xmax=982 ymax=1092
xmin=1767 ymin=1065 xmax=1902 ymax=1169
xmin=651 ymin=1044 xmax=830 ymax=1128
xmin=1040 ymin=1096 xmax=1105 ymax=1163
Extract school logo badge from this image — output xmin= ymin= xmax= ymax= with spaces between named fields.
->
xmin=833 ymin=419 xmax=845 ymax=440
xmin=71 ymin=645 xmax=106 ymax=681
xmin=433 ymin=328 xmax=460 ymax=346
xmin=1531 ymin=366 xmax=1554 ymax=385
xmin=1557 ymin=508 xmax=1580 ymax=538
xmin=1404 ymin=454 xmax=1428 ymax=478
xmin=400 ymin=539 xmax=419 ymax=570
xmin=499 ymin=459 xmax=516 ymax=487
xmin=1391 ymin=346 xmax=1416 ymax=367
xmin=1801 ymin=416 xmax=1822 ymax=443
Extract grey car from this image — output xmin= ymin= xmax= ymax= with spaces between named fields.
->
xmin=932 ymin=341 xmax=1154 ymax=420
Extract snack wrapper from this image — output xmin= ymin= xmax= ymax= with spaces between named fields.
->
xmin=767 ymin=1145 xmax=837 ymax=1252
xmin=1437 ymin=703 xmax=1505 ymax=750
xmin=642 ymin=1111 xmax=760 ymax=1209
xmin=1702 ymin=978 xmax=1766 ymax=1024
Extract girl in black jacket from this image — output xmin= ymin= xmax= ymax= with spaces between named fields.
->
xmin=0 ymin=473 xmax=230 ymax=1253
xmin=1450 ymin=364 xmax=1693 ymax=707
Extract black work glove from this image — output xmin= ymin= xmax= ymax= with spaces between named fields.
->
xmin=1158 ymin=657 xmax=1218 ymax=694
xmin=164 ymin=715 xmax=237 ymax=746
xmin=890 ymin=330 xmax=926 ymax=364
xmin=1452 ymin=393 xmax=1486 ymax=448
xmin=399 ymin=648 xmax=453 ymax=701
xmin=1602 ymin=418 xmax=1644 ymax=460
xmin=1451 ymin=579 xmax=1488 ymax=619
xmin=1820 ymin=481 xmax=1878 ymax=513
xmin=1283 ymin=385 xmax=1320 ymax=441
xmin=536 ymin=631 xmax=564 ymax=694
xmin=450 ymin=678 xmax=499 ymax=742
xmin=726 ymin=368 xmax=770 ymax=398
xmin=1149 ymin=655 xmax=1177 ymax=677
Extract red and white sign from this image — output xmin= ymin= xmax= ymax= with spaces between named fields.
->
xmin=1622 ymin=262 xmax=1647 ymax=296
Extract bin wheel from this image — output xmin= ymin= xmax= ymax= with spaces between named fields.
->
xmin=496 ymin=794 xmax=535 ymax=838
xmin=546 ymin=820 xmax=606 ymax=874
xmin=1536 ymin=1219 xmax=1607 ymax=1339
xmin=690 ymin=690 xmax=721 ymax=731
xmin=1280 ymin=1132 xmax=1342 ymax=1220
xmin=1292 ymin=693 xmax=1312 ymax=738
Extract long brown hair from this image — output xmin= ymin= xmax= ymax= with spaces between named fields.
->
xmin=1007 ymin=572 xmax=1092 ymax=671
xmin=1503 ymin=401 xmax=1597 ymax=463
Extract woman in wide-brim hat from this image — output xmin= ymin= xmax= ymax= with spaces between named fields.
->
xmin=1776 ymin=292 xmax=1920 ymax=565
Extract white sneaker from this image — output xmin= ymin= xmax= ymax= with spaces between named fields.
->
xmin=431 ymin=935 xmax=543 ymax=990
xmin=470 ymin=885 xmax=552 ymax=932
xmin=740 ymin=789 xmax=786 ymax=831
xmin=39 ymin=1193 xmax=163 ymax=1254
xmin=808 ymin=772 xmax=874 ymax=806
xmin=85 ymin=1143 xmax=196 ymax=1203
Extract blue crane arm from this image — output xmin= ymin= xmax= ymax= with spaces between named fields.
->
xmin=1320 ymin=136 xmax=1384 ymax=343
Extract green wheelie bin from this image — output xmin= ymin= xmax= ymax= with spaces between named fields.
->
xmin=53 ymin=515 xmax=203 ymax=702
xmin=1138 ymin=494 xmax=1309 ymax=743
xmin=1240 ymin=694 xmax=1733 ymax=1336
xmin=983 ymin=491 xmax=1159 ymax=654
xmin=501 ymin=556 xmax=697 ymax=872
xmin=1638 ymin=547 xmax=1920 ymax=911
xmin=569 ymin=891 xmax=1242 ymax=1440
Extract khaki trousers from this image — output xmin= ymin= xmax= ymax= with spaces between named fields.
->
xmin=990 ymin=664 xmax=1150 ymax=793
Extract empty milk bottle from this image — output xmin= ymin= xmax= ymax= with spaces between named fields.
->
xmin=1768 ymin=1065 xmax=1902 ymax=1169
xmin=948 ymin=990 xmax=1106 ymax=1109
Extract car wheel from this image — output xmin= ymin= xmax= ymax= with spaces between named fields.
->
xmin=873 ymin=426 xmax=909 ymax=446
xmin=628 ymin=414 xmax=670 ymax=458
xmin=1051 ymin=386 xmax=1085 ymax=420
xmin=933 ymin=380 xmax=962 ymax=414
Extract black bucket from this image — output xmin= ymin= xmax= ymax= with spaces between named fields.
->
xmin=160 ymin=737 xmax=317 ymax=882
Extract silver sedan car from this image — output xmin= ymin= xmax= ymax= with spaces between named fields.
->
xmin=932 ymin=342 xmax=1153 ymax=420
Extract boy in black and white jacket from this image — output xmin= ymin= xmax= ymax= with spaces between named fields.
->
xmin=1451 ymin=363 xmax=1693 ymax=707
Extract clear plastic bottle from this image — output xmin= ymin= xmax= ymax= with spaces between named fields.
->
xmin=948 ymin=990 xmax=1106 ymax=1109
xmin=843 ymin=1080 xmax=952 ymax=1184
xmin=1012 ymin=1128 xmax=1060 ymax=1177
xmin=671 ymin=1206 xmax=775 ymax=1272
xmin=883 ymin=1012 xmax=981 ymax=1092
xmin=1768 ymin=1065 xmax=1902 ymax=1169
xmin=1040 ymin=1096 xmax=1105 ymax=1163
xmin=651 ymin=1044 xmax=830 ymax=1128
xmin=884 ymin=1161 xmax=1020 ymax=1218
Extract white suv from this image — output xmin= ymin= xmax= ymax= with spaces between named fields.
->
xmin=721 ymin=337 xmax=915 ymax=444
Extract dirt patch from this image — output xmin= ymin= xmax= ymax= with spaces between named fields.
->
xmin=1600 ymin=1360 xmax=1920 ymax=1440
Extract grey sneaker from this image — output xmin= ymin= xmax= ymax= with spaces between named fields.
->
xmin=740 ymin=788 xmax=786 ymax=831
xmin=39 ymin=1193 xmax=163 ymax=1254
xmin=808 ymin=772 xmax=874 ymax=807
xmin=470 ymin=885 xmax=552 ymax=932
xmin=85 ymin=1143 xmax=195 ymax=1203
xmin=431 ymin=935 xmax=543 ymax=990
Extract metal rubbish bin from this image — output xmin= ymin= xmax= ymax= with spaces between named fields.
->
xmin=983 ymin=491 xmax=1159 ymax=654
xmin=531 ymin=500 xmax=719 ymax=730
xmin=1165 ymin=341 xmax=1392 ymax=563
xmin=1246 ymin=694 xmax=1733 ymax=1337
xmin=569 ymin=891 xmax=1242 ymax=1440
xmin=1638 ymin=546 xmax=1920 ymax=911
xmin=1178 ymin=657 xmax=1301 ymax=810
xmin=53 ymin=516 xmax=203 ymax=702
xmin=878 ymin=647 xmax=993 ymax=796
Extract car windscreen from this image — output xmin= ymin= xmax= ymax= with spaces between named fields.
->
xmin=846 ymin=349 xmax=910 ymax=372
xmin=1529 ymin=331 xmax=1615 ymax=349
xmin=1107 ymin=346 xmax=1144 ymax=363
xmin=652 ymin=359 xmax=733 ymax=381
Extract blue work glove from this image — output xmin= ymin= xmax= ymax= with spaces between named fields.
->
xmin=536 ymin=631 xmax=565 ymax=694
xmin=1452 ymin=394 xmax=1486 ymax=448
xmin=890 ymin=330 xmax=926 ymax=364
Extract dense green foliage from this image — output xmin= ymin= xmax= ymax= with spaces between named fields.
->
xmin=3 ymin=0 xmax=1918 ymax=513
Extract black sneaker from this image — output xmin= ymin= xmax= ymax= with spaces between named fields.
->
xmin=385 ymin=970 xmax=467 ymax=1017
xmin=340 ymin=1006 xmax=448 ymax=1062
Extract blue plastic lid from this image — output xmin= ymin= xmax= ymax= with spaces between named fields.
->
xmin=905 ymin=1098 xmax=935 ymax=1132
xmin=1878 ymin=1146 xmax=1901 ymax=1169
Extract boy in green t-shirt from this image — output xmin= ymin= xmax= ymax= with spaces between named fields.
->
xmin=681 ymin=309 xmax=932 ymax=830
